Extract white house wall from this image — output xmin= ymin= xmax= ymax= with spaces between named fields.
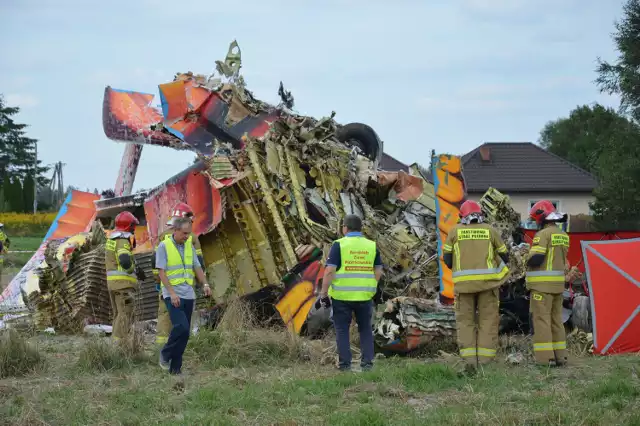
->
xmin=467 ymin=192 xmax=595 ymax=218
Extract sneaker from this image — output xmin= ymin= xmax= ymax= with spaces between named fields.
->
xmin=159 ymin=354 xmax=170 ymax=371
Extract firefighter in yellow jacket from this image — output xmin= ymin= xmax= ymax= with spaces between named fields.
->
xmin=526 ymin=200 xmax=570 ymax=366
xmin=443 ymin=201 xmax=509 ymax=370
xmin=105 ymin=211 xmax=144 ymax=340
xmin=151 ymin=203 xmax=204 ymax=345
xmin=0 ymin=223 xmax=10 ymax=275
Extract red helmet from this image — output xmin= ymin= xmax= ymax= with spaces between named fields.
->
xmin=529 ymin=200 xmax=556 ymax=225
xmin=459 ymin=200 xmax=482 ymax=218
xmin=114 ymin=211 xmax=139 ymax=232
xmin=171 ymin=202 xmax=194 ymax=219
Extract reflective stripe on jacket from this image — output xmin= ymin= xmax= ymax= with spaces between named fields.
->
xmin=526 ymin=225 xmax=568 ymax=294
xmin=105 ymin=236 xmax=137 ymax=291
xmin=328 ymin=236 xmax=377 ymax=301
xmin=163 ymin=237 xmax=195 ymax=287
xmin=443 ymin=223 xmax=509 ymax=293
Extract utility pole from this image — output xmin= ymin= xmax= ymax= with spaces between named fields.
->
xmin=33 ymin=141 xmax=38 ymax=214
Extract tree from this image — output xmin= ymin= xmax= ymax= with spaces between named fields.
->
xmin=5 ymin=176 xmax=24 ymax=212
xmin=23 ymin=174 xmax=35 ymax=213
xmin=596 ymin=0 xmax=640 ymax=122
xmin=538 ymin=104 xmax=640 ymax=229
xmin=0 ymin=94 xmax=49 ymax=188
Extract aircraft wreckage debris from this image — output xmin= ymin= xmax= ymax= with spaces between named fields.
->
xmin=15 ymin=41 xmax=540 ymax=355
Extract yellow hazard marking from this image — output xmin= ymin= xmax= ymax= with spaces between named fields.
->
xmin=457 ymin=228 xmax=490 ymax=240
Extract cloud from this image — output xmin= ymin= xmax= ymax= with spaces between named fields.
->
xmin=4 ymin=93 xmax=40 ymax=108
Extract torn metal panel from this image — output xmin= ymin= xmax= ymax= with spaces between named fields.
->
xmin=115 ymin=144 xmax=143 ymax=197
xmin=143 ymin=161 xmax=226 ymax=246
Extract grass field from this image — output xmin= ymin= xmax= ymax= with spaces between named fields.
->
xmin=1 ymin=236 xmax=639 ymax=425
xmin=0 ymin=331 xmax=639 ymax=426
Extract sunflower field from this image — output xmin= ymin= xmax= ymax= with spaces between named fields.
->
xmin=0 ymin=212 xmax=56 ymax=236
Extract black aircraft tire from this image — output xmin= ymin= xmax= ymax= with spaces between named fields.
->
xmin=572 ymin=295 xmax=593 ymax=333
xmin=337 ymin=122 xmax=381 ymax=161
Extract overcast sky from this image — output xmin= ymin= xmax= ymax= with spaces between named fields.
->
xmin=0 ymin=0 xmax=624 ymax=192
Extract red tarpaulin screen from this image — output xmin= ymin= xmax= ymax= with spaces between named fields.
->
xmin=582 ymin=238 xmax=640 ymax=355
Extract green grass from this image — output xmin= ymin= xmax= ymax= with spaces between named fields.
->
xmin=8 ymin=236 xmax=44 ymax=252
xmin=1 ymin=332 xmax=639 ymax=426
xmin=2 ymin=235 xmax=44 ymax=270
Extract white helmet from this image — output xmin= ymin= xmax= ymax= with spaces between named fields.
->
xmin=0 ymin=223 xmax=4 ymax=228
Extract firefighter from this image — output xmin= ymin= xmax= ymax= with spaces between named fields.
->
xmin=152 ymin=203 xmax=204 ymax=345
xmin=443 ymin=200 xmax=510 ymax=371
xmin=526 ymin=200 xmax=570 ymax=367
xmin=105 ymin=211 xmax=144 ymax=341
xmin=0 ymin=223 xmax=9 ymax=274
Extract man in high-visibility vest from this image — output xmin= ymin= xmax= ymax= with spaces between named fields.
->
xmin=443 ymin=201 xmax=509 ymax=371
xmin=317 ymin=214 xmax=383 ymax=371
xmin=105 ymin=211 xmax=145 ymax=341
xmin=0 ymin=223 xmax=10 ymax=276
xmin=526 ymin=200 xmax=570 ymax=367
xmin=152 ymin=203 xmax=204 ymax=345
xmin=156 ymin=216 xmax=211 ymax=375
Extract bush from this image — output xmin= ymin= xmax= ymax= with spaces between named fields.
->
xmin=0 ymin=212 xmax=56 ymax=236
xmin=77 ymin=329 xmax=148 ymax=372
xmin=0 ymin=329 xmax=44 ymax=378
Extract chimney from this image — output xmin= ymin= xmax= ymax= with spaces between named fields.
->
xmin=479 ymin=146 xmax=491 ymax=162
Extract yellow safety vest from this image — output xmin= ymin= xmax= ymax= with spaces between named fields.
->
xmin=163 ymin=237 xmax=195 ymax=287
xmin=328 ymin=236 xmax=377 ymax=301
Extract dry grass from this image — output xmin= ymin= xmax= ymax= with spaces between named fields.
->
xmin=188 ymin=299 xmax=310 ymax=368
xmin=76 ymin=326 xmax=149 ymax=372
xmin=0 ymin=330 xmax=44 ymax=379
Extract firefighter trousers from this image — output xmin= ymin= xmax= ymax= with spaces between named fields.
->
xmin=109 ymin=288 xmax=137 ymax=340
xmin=156 ymin=292 xmax=171 ymax=345
xmin=455 ymin=288 xmax=499 ymax=366
xmin=530 ymin=291 xmax=567 ymax=364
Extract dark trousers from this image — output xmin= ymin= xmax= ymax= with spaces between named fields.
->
xmin=331 ymin=298 xmax=374 ymax=370
xmin=160 ymin=298 xmax=194 ymax=374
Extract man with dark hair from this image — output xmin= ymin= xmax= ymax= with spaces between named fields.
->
xmin=317 ymin=214 xmax=383 ymax=371
xmin=156 ymin=217 xmax=211 ymax=375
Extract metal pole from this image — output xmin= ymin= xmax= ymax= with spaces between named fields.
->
xmin=33 ymin=141 xmax=38 ymax=214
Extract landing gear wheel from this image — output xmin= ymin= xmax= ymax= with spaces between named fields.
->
xmin=572 ymin=295 xmax=592 ymax=333
xmin=337 ymin=123 xmax=382 ymax=163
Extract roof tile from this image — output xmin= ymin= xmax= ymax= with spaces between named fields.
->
xmin=462 ymin=142 xmax=598 ymax=193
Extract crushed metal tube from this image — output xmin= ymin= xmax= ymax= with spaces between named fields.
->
xmin=11 ymin=41 xmax=537 ymax=355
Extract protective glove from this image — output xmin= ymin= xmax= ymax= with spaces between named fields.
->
xmin=135 ymin=265 xmax=146 ymax=281
xmin=314 ymin=296 xmax=331 ymax=310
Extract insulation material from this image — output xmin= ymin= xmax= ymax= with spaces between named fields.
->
xmin=375 ymin=297 xmax=456 ymax=353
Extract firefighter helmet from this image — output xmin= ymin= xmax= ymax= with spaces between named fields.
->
xmin=0 ymin=223 xmax=3 ymax=229
xmin=529 ymin=200 xmax=556 ymax=225
xmin=171 ymin=202 xmax=194 ymax=219
xmin=114 ymin=211 xmax=139 ymax=232
xmin=459 ymin=200 xmax=482 ymax=218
